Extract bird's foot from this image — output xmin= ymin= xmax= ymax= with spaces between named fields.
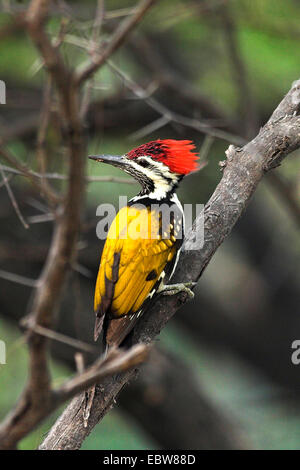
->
xmin=159 ymin=281 xmax=196 ymax=299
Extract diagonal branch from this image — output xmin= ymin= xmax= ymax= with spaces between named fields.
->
xmin=0 ymin=344 xmax=149 ymax=450
xmin=39 ymin=78 xmax=300 ymax=450
xmin=55 ymin=344 xmax=150 ymax=403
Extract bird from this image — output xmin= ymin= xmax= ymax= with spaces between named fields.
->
xmin=89 ymin=139 xmax=198 ymax=349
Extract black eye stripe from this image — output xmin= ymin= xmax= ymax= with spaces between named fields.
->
xmin=138 ymin=158 xmax=150 ymax=168
xmin=136 ymin=159 xmax=174 ymax=185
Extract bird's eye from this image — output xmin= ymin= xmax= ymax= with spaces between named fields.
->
xmin=138 ymin=158 xmax=150 ymax=168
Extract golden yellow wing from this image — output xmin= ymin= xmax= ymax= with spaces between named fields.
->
xmin=94 ymin=205 xmax=179 ymax=345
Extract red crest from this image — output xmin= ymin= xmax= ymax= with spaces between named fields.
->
xmin=127 ymin=139 xmax=198 ymax=175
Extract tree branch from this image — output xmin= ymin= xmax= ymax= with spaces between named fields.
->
xmin=39 ymin=79 xmax=300 ymax=450
xmin=55 ymin=344 xmax=150 ymax=403
xmin=24 ymin=0 xmax=85 ymax=413
xmin=0 ymin=0 xmax=86 ymax=449
xmin=0 ymin=344 xmax=149 ymax=450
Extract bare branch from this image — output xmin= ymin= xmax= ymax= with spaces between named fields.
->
xmin=0 ymin=0 xmax=156 ymax=450
xmin=198 ymin=135 xmax=214 ymax=165
xmin=55 ymin=344 xmax=150 ymax=402
xmin=129 ymin=115 xmax=171 ymax=141
xmin=21 ymin=0 xmax=86 ymax=420
xmin=0 ymin=0 xmax=85 ymax=450
xmin=0 ymin=166 xmax=29 ymax=229
xmin=0 ymin=343 xmax=149 ymax=450
xmin=219 ymin=3 xmax=258 ymax=138
xmin=0 ymin=164 xmax=135 ymax=185
xmin=20 ymin=320 xmax=99 ymax=355
xmin=26 ymin=0 xmax=73 ymax=115
xmin=108 ymin=60 xmax=244 ymax=145
xmin=0 ymin=147 xmax=60 ymax=205
xmin=0 ymin=269 xmax=38 ymax=287
xmin=80 ymin=0 xmax=105 ymax=120
xmin=127 ymin=31 xmax=232 ymax=126
xmin=75 ymin=0 xmax=158 ymax=85
xmin=35 ymin=76 xmax=56 ymax=206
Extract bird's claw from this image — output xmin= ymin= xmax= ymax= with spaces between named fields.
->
xmin=160 ymin=281 xmax=196 ymax=299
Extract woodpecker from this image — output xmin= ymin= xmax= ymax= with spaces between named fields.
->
xmin=89 ymin=139 xmax=198 ymax=348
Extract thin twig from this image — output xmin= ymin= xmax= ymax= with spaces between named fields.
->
xmin=27 ymin=213 xmax=54 ymax=224
xmin=20 ymin=320 xmax=99 ymax=355
xmin=75 ymin=0 xmax=157 ymax=85
xmin=0 ymin=164 xmax=135 ymax=184
xmin=0 ymin=269 xmax=38 ymax=287
xmin=54 ymin=28 xmax=240 ymax=144
xmin=0 ymin=171 xmax=14 ymax=189
xmin=108 ymin=60 xmax=244 ymax=145
xmin=0 ymin=147 xmax=60 ymax=204
xmin=129 ymin=115 xmax=171 ymax=140
xmin=127 ymin=31 xmax=232 ymax=126
xmin=219 ymin=3 xmax=258 ymax=138
xmin=80 ymin=1 xmax=105 ymax=120
xmin=74 ymin=353 xmax=85 ymax=374
xmin=0 ymin=166 xmax=29 ymax=229
xmin=36 ymin=76 xmax=56 ymax=206
xmin=198 ymin=135 xmax=215 ymax=164
xmin=91 ymin=0 xmax=105 ymax=45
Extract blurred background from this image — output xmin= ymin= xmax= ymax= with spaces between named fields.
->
xmin=0 ymin=0 xmax=300 ymax=450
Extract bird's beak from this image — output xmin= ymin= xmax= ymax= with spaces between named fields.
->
xmin=88 ymin=154 xmax=125 ymax=168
